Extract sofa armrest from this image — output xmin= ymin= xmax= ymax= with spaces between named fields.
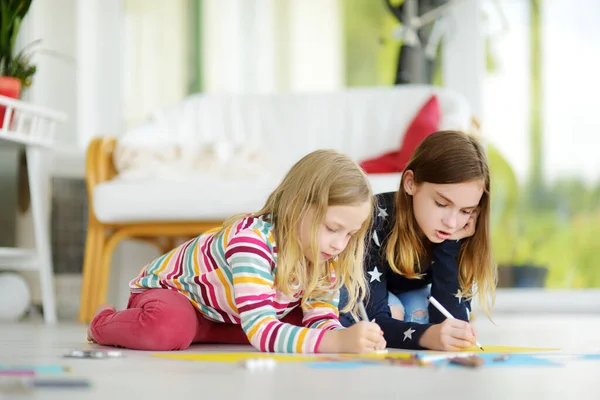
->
xmin=86 ymin=137 xmax=118 ymax=217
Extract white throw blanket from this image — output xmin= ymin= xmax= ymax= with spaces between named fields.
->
xmin=113 ymin=141 xmax=274 ymax=181
xmin=113 ymin=95 xmax=276 ymax=181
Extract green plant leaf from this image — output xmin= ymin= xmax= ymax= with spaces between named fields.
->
xmin=0 ymin=0 xmax=36 ymax=89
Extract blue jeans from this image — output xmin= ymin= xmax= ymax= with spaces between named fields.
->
xmin=388 ymin=285 xmax=431 ymax=324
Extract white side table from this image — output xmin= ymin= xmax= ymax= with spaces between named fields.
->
xmin=0 ymin=95 xmax=67 ymax=324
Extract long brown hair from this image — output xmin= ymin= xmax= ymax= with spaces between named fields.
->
xmin=221 ymin=149 xmax=374 ymax=315
xmin=385 ymin=130 xmax=496 ymax=316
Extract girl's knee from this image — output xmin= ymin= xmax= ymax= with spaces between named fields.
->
xmin=390 ymin=305 xmax=405 ymax=320
xmin=405 ymin=308 xmax=429 ymax=324
xmin=392 ymin=287 xmax=430 ymax=323
xmin=137 ymin=296 xmax=197 ymax=350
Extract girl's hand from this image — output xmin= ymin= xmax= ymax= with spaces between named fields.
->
xmin=449 ymin=211 xmax=478 ymax=241
xmin=339 ymin=321 xmax=386 ymax=353
xmin=376 ymin=335 xmax=387 ymax=351
xmin=418 ymin=319 xmax=477 ymax=351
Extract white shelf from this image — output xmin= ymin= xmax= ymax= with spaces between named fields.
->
xmin=0 ymin=95 xmax=67 ymax=324
xmin=0 ymin=130 xmax=53 ymax=148
xmin=0 ymin=248 xmax=39 ymax=270
xmin=0 ymin=95 xmax=67 ymax=149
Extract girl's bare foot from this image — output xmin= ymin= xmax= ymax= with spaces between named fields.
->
xmin=87 ymin=304 xmax=116 ymax=343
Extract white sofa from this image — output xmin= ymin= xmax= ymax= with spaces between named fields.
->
xmin=78 ymin=84 xmax=473 ymax=322
xmin=97 ymin=85 xmax=472 ymax=222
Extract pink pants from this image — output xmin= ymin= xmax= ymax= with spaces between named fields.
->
xmin=89 ymin=288 xmax=303 ymax=351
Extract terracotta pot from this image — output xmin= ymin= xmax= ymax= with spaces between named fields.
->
xmin=0 ymin=76 xmax=22 ymax=128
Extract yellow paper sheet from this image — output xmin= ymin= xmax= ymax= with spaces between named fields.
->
xmin=460 ymin=345 xmax=560 ymax=353
xmin=152 ymin=345 xmax=558 ymax=363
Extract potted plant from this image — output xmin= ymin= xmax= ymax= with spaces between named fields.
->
xmin=488 ymin=142 xmax=549 ymax=288
xmin=0 ymin=0 xmax=36 ymax=126
xmin=496 ymin=221 xmax=549 ymax=288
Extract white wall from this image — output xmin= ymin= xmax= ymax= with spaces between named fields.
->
xmin=442 ymin=0 xmax=485 ymax=120
xmin=202 ymin=0 xmax=343 ymax=93
xmin=16 ymin=0 xmax=123 ymax=178
xmin=16 ymin=0 xmax=79 ymax=303
xmin=287 ymin=0 xmax=343 ymax=92
xmin=20 ymin=0 xmax=124 ymax=151
xmin=77 ymin=0 xmax=124 ymax=149
xmin=122 ymin=0 xmax=191 ymax=129
xmin=21 ymin=0 xmax=191 ymax=164
xmin=20 ymin=0 xmax=78 ymax=147
xmin=21 ymin=0 xmax=345 ymax=154
xmin=15 ymin=0 xmax=124 ymax=306
xmin=15 ymin=0 xmax=195 ymax=311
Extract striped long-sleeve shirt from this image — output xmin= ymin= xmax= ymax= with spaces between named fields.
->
xmin=129 ymin=215 xmax=343 ymax=353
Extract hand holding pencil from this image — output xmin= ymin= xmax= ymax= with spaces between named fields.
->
xmin=352 ymin=301 xmax=387 ymax=352
xmin=418 ymin=295 xmax=483 ymax=352
xmin=319 ymin=302 xmax=385 ymax=354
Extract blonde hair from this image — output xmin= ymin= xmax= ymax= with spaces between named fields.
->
xmin=222 ymin=149 xmax=373 ymax=316
xmin=385 ymin=130 xmax=496 ymax=317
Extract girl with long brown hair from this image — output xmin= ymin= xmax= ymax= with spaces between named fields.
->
xmin=340 ymin=130 xmax=495 ymax=351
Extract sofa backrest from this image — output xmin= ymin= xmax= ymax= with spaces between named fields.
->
xmin=118 ymin=84 xmax=472 ymax=172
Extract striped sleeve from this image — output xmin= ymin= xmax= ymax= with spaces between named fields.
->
xmin=226 ymin=229 xmax=326 ymax=353
xmin=301 ymin=290 xmax=345 ymax=331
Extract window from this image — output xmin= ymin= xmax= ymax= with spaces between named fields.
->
xmin=343 ymin=0 xmax=600 ymax=289
xmin=122 ymin=0 xmax=201 ymax=129
xmin=484 ymin=0 xmax=600 ymax=289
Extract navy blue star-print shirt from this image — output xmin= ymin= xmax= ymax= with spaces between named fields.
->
xmin=339 ymin=191 xmax=471 ymax=349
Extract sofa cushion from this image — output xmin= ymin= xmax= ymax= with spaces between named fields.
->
xmin=93 ymin=174 xmax=402 ymax=223
xmin=359 ymin=95 xmax=440 ymax=173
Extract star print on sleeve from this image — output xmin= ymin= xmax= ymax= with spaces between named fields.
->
xmin=403 ymin=327 xmax=415 ymax=341
xmin=428 ymin=239 xmax=469 ymax=323
xmin=377 ymin=207 xmax=388 ymax=219
xmin=367 ymin=267 xmax=382 ymax=283
xmin=454 ymin=289 xmax=464 ymax=303
xmin=372 ymin=230 xmax=381 ymax=247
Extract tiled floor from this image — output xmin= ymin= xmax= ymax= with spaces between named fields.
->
xmin=2 ymin=314 xmax=600 ymax=399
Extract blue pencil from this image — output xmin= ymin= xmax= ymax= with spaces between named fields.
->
xmin=0 ymin=365 xmax=70 ymax=374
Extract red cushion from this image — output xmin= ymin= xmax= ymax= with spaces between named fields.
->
xmin=360 ymin=95 xmax=440 ymax=173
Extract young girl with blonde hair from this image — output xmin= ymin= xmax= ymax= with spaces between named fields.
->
xmin=340 ymin=130 xmax=495 ymax=351
xmin=88 ymin=149 xmax=386 ymax=353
